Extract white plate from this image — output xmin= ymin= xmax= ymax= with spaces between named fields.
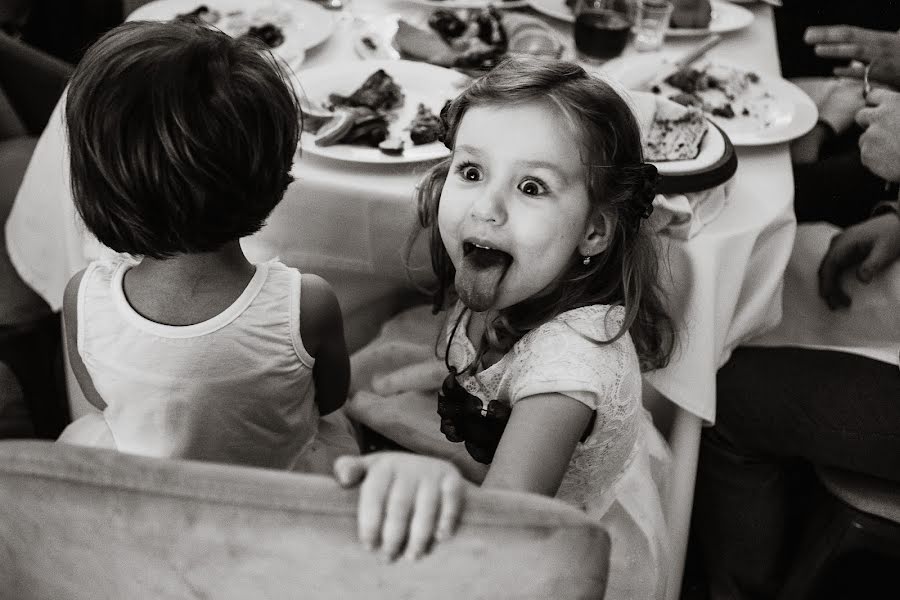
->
xmin=602 ymin=53 xmax=818 ymax=146
xmin=526 ymin=0 xmax=576 ymax=23
xmin=528 ymin=0 xmax=753 ymax=37
xmin=628 ymin=91 xmax=726 ymax=174
xmin=407 ymin=0 xmax=530 ymax=9
xmin=128 ymin=0 xmax=336 ymax=70
xmin=354 ymin=16 xmax=403 ymax=60
xmin=296 ymin=60 xmax=470 ymax=164
xmin=353 ymin=12 xmax=564 ymax=64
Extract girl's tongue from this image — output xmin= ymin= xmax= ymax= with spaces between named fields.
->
xmin=455 ymin=245 xmax=512 ymax=312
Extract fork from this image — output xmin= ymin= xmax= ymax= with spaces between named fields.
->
xmin=863 ymin=61 xmax=874 ymax=104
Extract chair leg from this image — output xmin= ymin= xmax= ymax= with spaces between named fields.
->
xmin=777 ymin=493 xmax=849 ymax=600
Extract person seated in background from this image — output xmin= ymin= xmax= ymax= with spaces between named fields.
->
xmin=774 ymin=1 xmax=900 ymax=79
xmin=694 ymin=87 xmax=900 ymax=600
xmin=0 ymin=0 xmax=122 ymax=64
xmin=790 ymin=24 xmax=900 ymax=227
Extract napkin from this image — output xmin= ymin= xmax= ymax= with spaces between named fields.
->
xmin=648 ymin=183 xmax=730 ymax=240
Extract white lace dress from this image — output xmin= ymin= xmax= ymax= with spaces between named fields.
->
xmin=446 ymin=303 xmax=672 ymax=600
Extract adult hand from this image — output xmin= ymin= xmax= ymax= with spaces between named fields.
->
xmin=804 ymin=26 xmax=900 ymax=89
xmin=334 ymin=452 xmax=467 ymax=561
xmin=856 ymin=88 xmax=900 ymax=182
xmin=818 ymin=212 xmax=900 ymax=309
xmin=670 ymin=0 xmax=711 ymax=29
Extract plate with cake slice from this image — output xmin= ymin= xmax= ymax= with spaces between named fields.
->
xmin=408 ymin=0 xmax=530 ymax=9
xmin=528 ymin=0 xmax=753 ymax=36
xmin=630 ymin=91 xmax=737 ymax=193
xmin=296 ymin=60 xmax=470 ymax=164
xmin=353 ymin=9 xmax=564 ymax=74
xmin=603 ymin=53 xmax=818 ymax=146
xmin=128 ymin=0 xmax=336 ymax=71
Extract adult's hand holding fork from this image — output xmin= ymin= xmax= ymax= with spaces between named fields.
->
xmin=805 ymin=26 xmax=900 ymax=90
xmin=856 ymin=88 xmax=900 ymax=182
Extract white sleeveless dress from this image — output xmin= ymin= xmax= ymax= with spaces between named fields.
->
xmin=58 ymin=257 xmax=358 ymax=473
xmin=446 ymin=303 xmax=672 ymax=600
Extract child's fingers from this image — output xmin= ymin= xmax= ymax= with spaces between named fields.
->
xmin=404 ymin=483 xmax=441 ymax=561
xmin=333 ymin=455 xmax=367 ymax=487
xmin=356 ymin=459 xmax=393 ymax=551
xmin=435 ymin=474 xmax=464 ymax=541
xmin=380 ymin=477 xmax=417 ymax=561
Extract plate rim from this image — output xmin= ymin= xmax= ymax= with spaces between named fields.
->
xmin=527 ymin=0 xmax=755 ymax=36
xmin=604 ymin=53 xmax=819 ymax=146
xmin=407 ymin=0 xmax=530 ymax=9
xmin=296 ymin=59 xmax=470 ymax=165
xmin=665 ymin=0 xmax=755 ymax=37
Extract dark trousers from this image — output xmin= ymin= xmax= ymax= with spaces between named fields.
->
xmin=695 ymin=347 xmax=900 ymax=600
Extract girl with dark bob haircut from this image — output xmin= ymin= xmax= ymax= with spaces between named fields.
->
xmin=58 ymin=21 xmax=363 ymax=493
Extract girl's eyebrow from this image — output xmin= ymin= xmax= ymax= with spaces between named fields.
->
xmin=454 ymin=144 xmax=482 ymax=156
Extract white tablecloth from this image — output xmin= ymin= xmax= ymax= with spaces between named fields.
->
xmin=5 ymin=0 xmax=795 ymax=423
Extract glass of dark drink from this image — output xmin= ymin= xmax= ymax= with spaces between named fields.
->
xmin=573 ymin=0 xmax=636 ymax=63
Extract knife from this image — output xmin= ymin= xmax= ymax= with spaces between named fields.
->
xmin=634 ymin=34 xmax=722 ymax=91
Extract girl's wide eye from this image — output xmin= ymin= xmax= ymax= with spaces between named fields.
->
xmin=518 ymin=178 xmax=547 ymax=196
xmin=459 ymin=164 xmax=482 ymax=182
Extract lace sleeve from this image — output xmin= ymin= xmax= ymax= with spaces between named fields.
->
xmin=506 ymin=317 xmax=633 ymax=414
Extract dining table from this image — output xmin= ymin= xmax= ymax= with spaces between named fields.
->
xmin=5 ymin=1 xmax=800 ymax=598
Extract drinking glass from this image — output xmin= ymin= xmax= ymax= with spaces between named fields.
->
xmin=634 ymin=0 xmax=674 ymax=52
xmin=573 ymin=0 xmax=636 ymax=64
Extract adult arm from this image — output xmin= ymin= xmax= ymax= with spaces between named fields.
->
xmin=299 ymin=273 xmax=348 ymax=416
xmin=62 ymin=269 xmax=107 ymax=410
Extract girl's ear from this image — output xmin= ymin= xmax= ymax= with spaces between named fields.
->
xmin=579 ymin=210 xmax=614 ymax=257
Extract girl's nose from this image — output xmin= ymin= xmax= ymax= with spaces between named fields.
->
xmin=469 ymin=185 xmax=506 ymax=224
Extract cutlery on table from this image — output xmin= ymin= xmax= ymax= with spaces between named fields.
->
xmin=635 ymin=34 xmax=723 ymax=91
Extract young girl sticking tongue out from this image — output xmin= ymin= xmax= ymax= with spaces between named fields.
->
xmin=338 ymin=56 xmax=677 ymax=597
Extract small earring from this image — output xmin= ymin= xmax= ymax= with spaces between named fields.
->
xmin=582 ymin=255 xmax=592 ymax=266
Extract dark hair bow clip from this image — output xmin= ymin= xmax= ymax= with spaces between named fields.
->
xmin=638 ymin=163 xmax=659 ymax=219
xmin=437 ymin=368 xmax=511 ymax=464
xmin=438 ymin=99 xmax=453 ymax=149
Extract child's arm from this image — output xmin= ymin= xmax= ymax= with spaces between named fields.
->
xmin=334 ymin=452 xmax=468 ymax=561
xmin=299 ymin=274 xmax=349 ymax=416
xmin=63 ymin=270 xmax=107 ymax=411
xmin=482 ymin=393 xmax=593 ymax=496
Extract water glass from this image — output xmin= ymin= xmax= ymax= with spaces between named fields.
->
xmin=634 ymin=0 xmax=674 ymax=52
xmin=573 ymin=0 xmax=636 ymax=63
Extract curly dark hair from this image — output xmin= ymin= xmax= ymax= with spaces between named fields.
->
xmin=411 ymin=56 xmax=675 ymax=371
xmin=65 ymin=20 xmax=301 ymax=259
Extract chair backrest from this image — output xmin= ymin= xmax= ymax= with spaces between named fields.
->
xmin=0 ymin=441 xmax=610 ymax=599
